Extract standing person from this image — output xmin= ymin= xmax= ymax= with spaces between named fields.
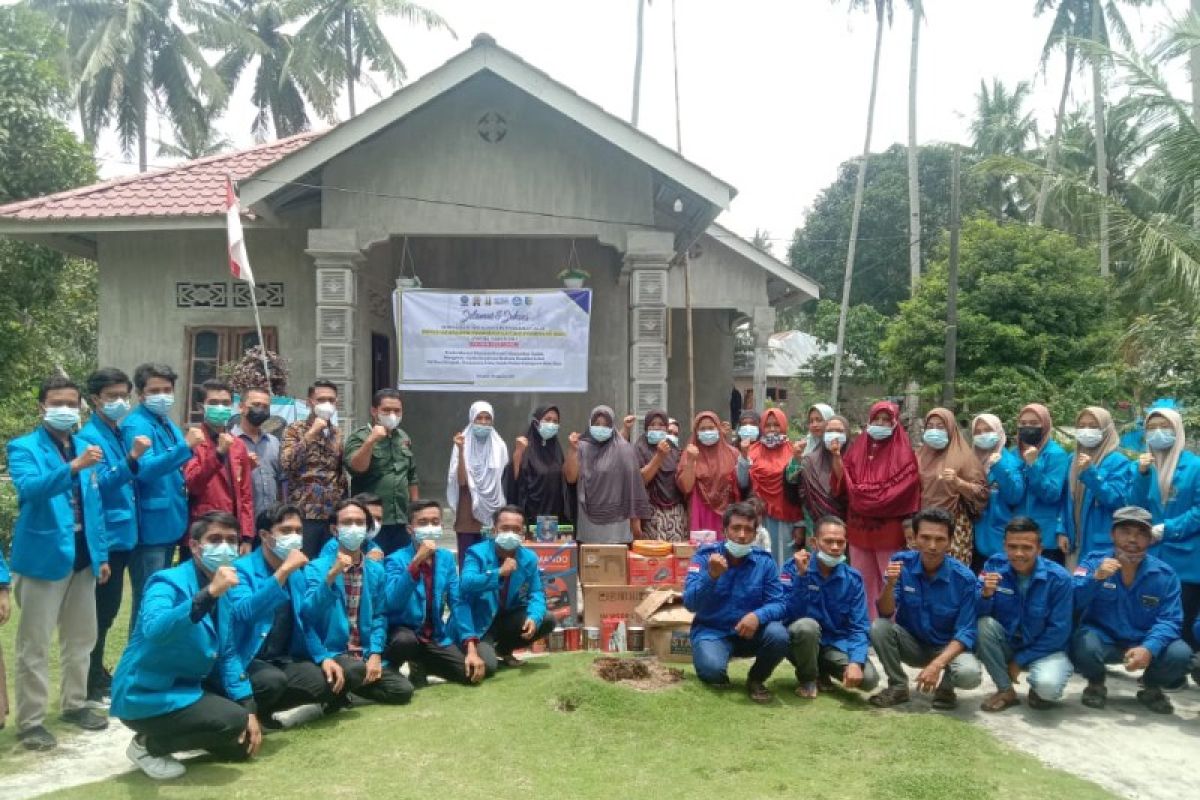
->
xmin=1013 ymin=403 xmax=1070 ymax=564
xmin=735 ymin=409 xmax=761 ymax=450
xmin=124 ymin=363 xmax=202 ymax=627
xmin=836 ymin=400 xmax=922 ymax=620
xmin=281 ymin=381 xmax=349 ymax=558
xmin=743 ymin=408 xmax=805 ymax=563
xmin=786 ymin=414 xmax=850 ymax=545
xmin=184 ymin=380 xmax=256 ymax=554
xmin=8 ymin=376 xmax=111 ymax=750
xmin=79 ymin=368 xmax=149 ymax=703
xmin=916 ymin=408 xmax=989 ymax=565
xmin=970 ymin=414 xmax=1024 ymax=571
xmin=677 ymin=411 xmax=740 ymax=536
xmin=505 ymin=405 xmax=573 ymax=527
xmin=801 ymin=403 xmax=836 ymax=456
xmin=563 ymin=406 xmax=652 ymax=543
xmin=232 ymin=387 xmax=282 ymax=521
xmin=345 ymin=388 xmax=419 ymax=556
xmin=634 ymin=409 xmax=688 ymax=541
xmin=447 ymin=401 xmax=509 ymax=566
xmin=1065 ymin=406 xmax=1131 ymax=568
xmin=1129 ymin=407 xmax=1200 ymax=649
xmin=667 ymin=418 xmax=682 ymax=447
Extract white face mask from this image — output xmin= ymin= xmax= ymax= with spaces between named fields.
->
xmin=314 ymin=402 xmax=337 ymax=421
xmin=379 ymin=413 xmax=401 ymax=431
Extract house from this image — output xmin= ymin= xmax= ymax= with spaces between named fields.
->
xmin=733 ymin=330 xmax=834 ymax=411
xmin=0 ymin=33 xmax=817 ymax=498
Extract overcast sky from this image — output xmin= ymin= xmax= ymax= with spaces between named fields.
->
xmin=97 ymin=0 xmax=1190 ymax=254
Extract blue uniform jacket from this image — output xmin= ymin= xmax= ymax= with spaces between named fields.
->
xmin=459 ymin=540 xmax=547 ymax=641
xmin=78 ymin=415 xmax=139 ymax=553
xmin=7 ymin=426 xmax=108 ymax=581
xmin=781 ymin=556 xmax=870 ymax=664
xmin=888 ymin=550 xmax=978 ymax=649
xmin=122 ymin=404 xmax=192 ymax=547
xmin=1017 ymin=441 xmax=1070 ymax=550
xmin=974 ymin=448 xmax=1025 ymax=558
xmin=1129 ymin=451 xmax=1200 ymax=584
xmin=977 ymin=554 xmax=1072 ymax=666
xmin=302 ymin=552 xmax=388 ymax=661
xmin=229 ymin=550 xmax=326 ymax=669
xmin=1064 ymin=451 xmax=1132 ymax=556
xmin=1073 ymin=549 xmax=1184 ymax=657
xmin=384 ymin=544 xmax=471 ymax=647
xmin=110 ymin=562 xmax=251 ymax=720
xmin=0 ymin=548 xmax=10 ymax=585
xmin=684 ymin=543 xmax=787 ymax=643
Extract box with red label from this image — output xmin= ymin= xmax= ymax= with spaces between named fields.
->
xmin=627 ymin=553 xmax=676 ymax=588
xmin=673 ymin=545 xmax=696 ymax=586
xmin=528 ymin=543 xmax=578 ymax=625
xmin=689 ymin=530 xmax=719 ymax=547
xmin=582 ymin=585 xmax=646 ymax=628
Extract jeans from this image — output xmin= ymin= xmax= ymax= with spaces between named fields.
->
xmin=89 ymin=548 xmax=131 ymax=694
xmin=787 ymin=617 xmax=880 ymax=691
xmin=976 ymin=616 xmax=1072 ymax=700
xmin=1070 ymin=627 xmax=1193 ymax=688
xmin=127 ymin=544 xmax=175 ymax=635
xmin=691 ymin=622 xmax=790 ymax=685
xmin=122 ymin=692 xmax=249 ymax=759
xmin=870 ymin=617 xmax=982 ymax=690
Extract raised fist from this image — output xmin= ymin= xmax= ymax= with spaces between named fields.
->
xmin=130 ymin=435 xmax=152 ymax=459
xmin=209 ymin=565 xmax=239 ymax=597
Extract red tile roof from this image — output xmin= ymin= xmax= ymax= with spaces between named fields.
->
xmin=0 ymin=131 xmax=323 ymax=223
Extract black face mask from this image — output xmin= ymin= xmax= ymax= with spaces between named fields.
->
xmin=1017 ymin=426 xmax=1044 ymax=446
xmin=246 ymin=408 xmax=271 ymax=426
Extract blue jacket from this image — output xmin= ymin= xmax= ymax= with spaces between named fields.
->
xmin=781 ymin=556 xmax=870 ymax=664
xmin=459 ymin=541 xmax=547 ymax=641
xmin=887 ymin=550 xmax=978 ymax=649
xmin=1064 ymin=451 xmax=1132 ymax=556
xmin=1129 ymin=450 xmax=1200 ymax=584
xmin=1017 ymin=441 xmax=1070 ymax=550
xmin=974 ymin=448 xmax=1025 ymax=558
xmin=384 ymin=544 xmax=471 ymax=647
xmin=122 ymin=404 xmax=192 ymax=546
xmin=229 ymin=550 xmax=326 ymax=669
xmin=0 ymin=548 xmax=10 ymax=585
xmin=77 ymin=415 xmax=139 ymax=553
xmin=319 ymin=536 xmax=382 ymax=561
xmin=1073 ymin=549 xmax=1184 ymax=657
xmin=303 ymin=552 xmax=388 ymax=661
xmin=977 ymin=554 xmax=1072 ymax=666
xmin=7 ymin=426 xmax=108 ymax=581
xmin=684 ymin=543 xmax=787 ymax=643
xmin=110 ymin=562 xmax=252 ymax=720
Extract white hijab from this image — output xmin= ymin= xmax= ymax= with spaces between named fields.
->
xmin=804 ymin=403 xmax=835 ymax=455
xmin=447 ymin=401 xmax=509 ymax=527
xmin=1147 ymin=408 xmax=1186 ymax=503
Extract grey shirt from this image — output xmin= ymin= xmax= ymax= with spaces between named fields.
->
xmin=233 ymin=424 xmax=282 ymax=518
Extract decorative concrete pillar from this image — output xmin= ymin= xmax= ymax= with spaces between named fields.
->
xmin=751 ymin=305 xmax=776 ymax=413
xmin=307 ymin=228 xmax=364 ymax=430
xmin=624 ymin=231 xmax=675 ymax=428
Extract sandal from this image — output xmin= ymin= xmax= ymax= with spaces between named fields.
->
xmin=1081 ymin=683 xmax=1107 ymax=709
xmin=981 ymin=690 xmax=1020 ymax=713
xmin=868 ymin=686 xmax=911 ymax=708
xmin=1136 ymin=687 xmax=1174 ymax=715
xmin=794 ymin=681 xmax=819 ymax=700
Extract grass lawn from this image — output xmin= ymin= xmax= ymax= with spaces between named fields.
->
xmin=14 ymin=648 xmax=1115 ymax=800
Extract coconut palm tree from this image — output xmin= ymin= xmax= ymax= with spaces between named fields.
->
xmin=156 ymin=113 xmax=233 ymax=159
xmin=970 ymin=78 xmax=1038 ymax=220
xmin=905 ymin=0 xmax=922 ymax=294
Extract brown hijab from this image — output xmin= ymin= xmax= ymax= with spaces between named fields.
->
xmin=917 ymin=407 xmax=987 ymax=515
xmin=688 ymin=410 xmax=739 ymax=513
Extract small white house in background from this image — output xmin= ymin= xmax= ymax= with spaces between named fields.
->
xmin=734 ymin=330 xmax=834 ymax=413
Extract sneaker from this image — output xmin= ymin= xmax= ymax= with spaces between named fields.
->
xmin=62 ymin=707 xmax=109 ymax=731
xmin=17 ymin=725 xmax=57 ymax=751
xmin=126 ymin=736 xmax=186 ymax=780
xmin=868 ymin=686 xmax=911 ymax=708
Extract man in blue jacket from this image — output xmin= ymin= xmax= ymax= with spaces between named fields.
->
xmin=869 ymin=507 xmax=982 ymax=710
xmin=123 ymin=363 xmax=202 ymax=626
xmin=684 ymin=500 xmax=789 ymax=704
xmin=8 ymin=375 xmax=111 ymax=750
xmin=1071 ymin=506 xmax=1193 ymax=714
xmin=78 ymin=367 xmax=151 ymax=703
xmin=384 ymin=499 xmax=487 ymax=686
xmin=111 ymin=511 xmax=261 ymax=780
xmin=460 ymin=505 xmax=556 ymax=672
xmin=783 ymin=515 xmax=878 ymax=699
xmin=976 ymin=516 xmax=1074 ymax=713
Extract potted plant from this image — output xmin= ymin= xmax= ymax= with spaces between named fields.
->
xmin=557 ymin=267 xmax=589 ymax=289
xmin=396 ymin=276 xmax=422 ymax=290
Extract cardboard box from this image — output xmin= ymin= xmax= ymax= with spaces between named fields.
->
xmin=673 ymin=545 xmax=695 ymax=586
xmin=529 ymin=543 xmax=579 ymax=625
xmin=582 ymin=584 xmax=645 ymax=628
xmin=635 ymin=589 xmax=694 ymax=663
xmin=580 ymin=544 xmax=629 ymax=586
xmin=690 ymin=530 xmax=719 ymax=546
xmin=628 ymin=553 xmax=677 ymax=588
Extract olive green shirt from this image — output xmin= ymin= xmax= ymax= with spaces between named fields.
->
xmin=344 ymin=425 xmax=419 ymax=525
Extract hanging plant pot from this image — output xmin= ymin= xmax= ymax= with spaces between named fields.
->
xmin=557 ymin=240 xmax=589 ymax=288
xmin=561 ymin=274 xmax=586 ymax=289
xmin=396 ymin=276 xmax=422 ymax=290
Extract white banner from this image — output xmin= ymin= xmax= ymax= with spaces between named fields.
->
xmin=395 ymin=288 xmax=591 ymax=392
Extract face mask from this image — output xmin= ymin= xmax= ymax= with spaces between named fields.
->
xmin=589 ymin=425 xmax=613 ymax=443
xmin=1147 ymin=429 xmax=1177 ymax=452
xmin=314 ymin=402 xmax=337 ymax=421
xmin=697 ymin=430 xmax=721 ymax=446
xmin=44 ymin=406 xmax=81 ymax=432
xmin=646 ymin=430 xmax=667 ymax=445
xmin=472 ymin=423 xmax=493 ymax=440
xmin=762 ymin=433 xmax=786 ymax=448
xmin=337 ymin=525 xmax=368 ymax=552
xmin=144 ymin=393 xmax=175 ymax=417
xmin=973 ymin=432 xmax=999 ymax=450
xmin=204 ymin=404 xmax=233 ymax=427
xmin=867 ymin=424 xmax=893 ymax=441
xmin=379 ymin=413 xmax=401 ymax=431
xmin=413 ymin=525 xmax=442 ymax=543
xmin=816 ymin=551 xmax=846 ymax=567
xmin=1074 ymin=428 xmax=1103 ymax=449
xmin=666 ymin=434 xmax=680 ymax=447
xmin=737 ymin=425 xmax=760 ymax=442
xmin=724 ymin=540 xmax=754 ymax=559
xmin=824 ymin=431 xmax=846 ymax=448
xmin=922 ymin=429 xmax=950 ymax=450
xmin=199 ymin=542 xmax=238 ymax=573
xmin=1017 ymin=426 xmax=1044 ymax=447
xmin=270 ymin=533 xmax=303 ymax=559
xmin=102 ymin=398 xmax=131 ymax=422
xmin=538 ymin=421 xmax=559 ymax=440
xmin=494 ymin=531 xmax=523 ymax=551
xmin=245 ymin=408 xmax=271 ymax=427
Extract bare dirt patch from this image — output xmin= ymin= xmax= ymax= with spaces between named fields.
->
xmin=592 ymin=656 xmax=684 ymax=692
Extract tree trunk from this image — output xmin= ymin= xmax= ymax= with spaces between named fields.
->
xmin=632 ymin=0 xmax=645 ymax=126
xmin=1091 ymin=1 xmax=1109 ymax=278
xmin=344 ymin=8 xmax=356 ymax=118
xmin=831 ymin=7 xmax=885 ymax=406
xmin=1034 ymin=48 xmax=1074 ymax=226
xmin=906 ymin=0 xmax=922 ymax=293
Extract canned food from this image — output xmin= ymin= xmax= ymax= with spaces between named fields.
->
xmin=627 ymin=626 xmax=646 ymax=652
xmin=584 ymin=626 xmax=601 ymax=651
xmin=549 ymin=627 xmax=565 ymax=652
xmin=562 ymin=626 xmax=581 ymax=651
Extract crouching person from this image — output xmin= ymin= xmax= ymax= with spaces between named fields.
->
xmin=976 ymin=517 xmax=1074 ymax=712
xmin=783 ymin=516 xmax=879 ymax=699
xmin=684 ymin=501 xmax=789 ymax=704
xmin=460 ymin=505 xmax=556 ymax=672
xmin=111 ymin=512 xmax=261 ymax=780
xmin=869 ymin=507 xmax=982 ymax=710
xmin=305 ymin=499 xmax=414 ymax=706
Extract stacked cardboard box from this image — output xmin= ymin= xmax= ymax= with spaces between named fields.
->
xmin=579 ymin=543 xmax=699 ymax=642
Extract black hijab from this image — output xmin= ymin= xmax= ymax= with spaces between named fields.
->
xmin=504 ymin=405 xmax=573 ymax=522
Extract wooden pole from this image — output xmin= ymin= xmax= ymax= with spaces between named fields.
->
xmin=942 ymin=147 xmax=960 ymax=408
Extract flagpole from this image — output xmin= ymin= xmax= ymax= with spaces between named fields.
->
xmin=246 ymin=280 xmax=272 ymax=390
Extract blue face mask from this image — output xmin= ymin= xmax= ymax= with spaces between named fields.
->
xmin=1147 ymin=429 xmax=1177 ymax=452
xmin=646 ymin=430 xmax=667 ymax=445
xmin=1074 ymin=428 xmax=1104 ymax=449
xmin=867 ymin=424 xmax=893 ymax=441
xmin=823 ymin=431 xmax=846 ymax=448
xmin=200 ymin=542 xmax=238 ymax=573
xmin=102 ymin=398 xmax=131 ymax=422
xmin=817 ymin=551 xmax=846 ymax=567
xmin=337 ymin=525 xmax=368 ymax=552
xmin=589 ymin=425 xmax=613 ymax=442
xmin=44 ymin=406 xmax=80 ymax=432
xmin=725 ymin=540 xmax=754 ymax=559
xmin=666 ymin=434 xmax=680 ymax=447
xmin=144 ymin=393 xmax=175 ymax=417
xmin=973 ymin=432 xmax=999 ymax=450
xmin=472 ymin=423 xmax=493 ymax=440
xmin=922 ymin=429 xmax=950 ymax=450
xmin=538 ymin=421 xmax=559 ymax=440
xmin=697 ymin=430 xmax=721 ymax=446
xmin=413 ymin=525 xmax=442 ymax=543
xmin=270 ymin=533 xmax=303 ymax=560
xmin=737 ymin=425 xmax=759 ymax=442
xmin=494 ymin=531 xmax=523 ymax=551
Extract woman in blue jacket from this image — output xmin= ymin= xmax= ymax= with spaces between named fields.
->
xmin=1014 ymin=403 xmax=1071 ymax=564
xmin=970 ymin=413 xmax=1024 ymax=571
xmin=1065 ymin=406 xmax=1131 ymax=568
xmin=1129 ymin=407 xmax=1200 ymax=648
